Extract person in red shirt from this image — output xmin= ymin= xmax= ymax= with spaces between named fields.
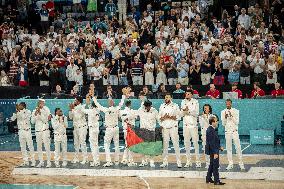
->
xmin=250 ymin=82 xmax=265 ymax=98
xmin=231 ymin=83 xmax=243 ymax=99
xmin=206 ymin=84 xmax=220 ymax=99
xmin=271 ymin=82 xmax=284 ymax=97
xmin=186 ymin=85 xmax=199 ymax=96
xmin=45 ymin=0 xmax=55 ymax=23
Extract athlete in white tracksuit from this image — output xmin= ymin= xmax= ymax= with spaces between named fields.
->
xmin=31 ymin=99 xmax=51 ymax=168
xmin=120 ymin=100 xmax=137 ymax=166
xmin=181 ymin=90 xmax=201 ymax=168
xmin=93 ymin=95 xmax=125 ymax=167
xmin=136 ymin=100 xmax=159 ymax=168
xmin=221 ymin=99 xmax=245 ymax=170
xmin=83 ymin=102 xmax=101 ymax=167
xmin=69 ymin=96 xmax=88 ymax=164
xmin=199 ymin=104 xmax=212 ymax=168
xmin=159 ymin=94 xmax=182 ymax=168
xmin=51 ymin=108 xmax=68 ymax=167
xmin=11 ymin=102 xmax=36 ymax=167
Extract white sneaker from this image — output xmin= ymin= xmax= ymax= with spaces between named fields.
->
xmin=196 ymin=161 xmax=202 ymax=168
xmin=114 ymin=161 xmax=119 ymax=166
xmin=20 ymin=161 xmax=29 ymax=167
xmin=62 ymin=161 xmax=67 ymax=167
xmin=239 ymin=163 xmax=245 ymax=170
xmin=94 ymin=161 xmax=100 ymax=167
xmin=103 ymin=162 xmax=113 ymax=167
xmin=90 ymin=161 xmax=95 ymax=167
xmin=81 ymin=159 xmax=86 ymax=165
xmin=160 ymin=161 xmax=168 ymax=168
xmin=184 ymin=161 xmax=192 ymax=168
xmin=55 ymin=161 xmax=60 ymax=168
xmin=36 ymin=161 xmax=44 ymax=168
xmin=30 ymin=160 xmax=36 ymax=167
xmin=72 ymin=158 xmax=79 ymax=164
xmin=177 ymin=161 xmax=182 ymax=168
xmin=46 ymin=161 xmax=51 ymax=168
xmin=121 ymin=160 xmax=127 ymax=165
xmin=139 ymin=160 xmax=147 ymax=167
xmin=205 ymin=163 xmax=210 ymax=169
xmin=226 ymin=164 xmax=234 ymax=170
xmin=127 ymin=162 xmax=137 ymax=167
xmin=149 ymin=160 xmax=155 ymax=168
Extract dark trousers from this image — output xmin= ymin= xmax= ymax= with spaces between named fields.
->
xmin=206 ymin=154 xmax=220 ymax=182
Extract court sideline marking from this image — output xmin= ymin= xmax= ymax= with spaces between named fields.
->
xmin=137 ymin=176 xmax=150 ymax=189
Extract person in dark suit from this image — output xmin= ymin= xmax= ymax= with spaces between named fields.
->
xmin=205 ymin=115 xmax=225 ymax=185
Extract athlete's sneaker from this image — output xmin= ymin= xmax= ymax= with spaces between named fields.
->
xmin=103 ymin=162 xmax=113 ymax=167
xmin=196 ymin=161 xmax=202 ymax=168
xmin=55 ymin=161 xmax=60 ymax=168
xmin=226 ymin=164 xmax=234 ymax=170
xmin=160 ymin=161 xmax=168 ymax=168
xmin=184 ymin=161 xmax=193 ymax=168
xmin=127 ymin=162 xmax=137 ymax=167
xmin=149 ymin=160 xmax=155 ymax=168
xmin=239 ymin=163 xmax=245 ymax=170
xmin=121 ymin=160 xmax=128 ymax=165
xmin=30 ymin=160 xmax=36 ymax=167
xmin=36 ymin=161 xmax=44 ymax=168
xmin=205 ymin=163 xmax=210 ymax=169
xmin=62 ymin=161 xmax=67 ymax=167
xmin=46 ymin=161 xmax=51 ymax=168
xmin=72 ymin=158 xmax=79 ymax=164
xmin=20 ymin=161 xmax=29 ymax=167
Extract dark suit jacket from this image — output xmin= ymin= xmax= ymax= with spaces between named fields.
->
xmin=205 ymin=126 xmax=220 ymax=155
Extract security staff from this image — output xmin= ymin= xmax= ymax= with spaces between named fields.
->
xmin=159 ymin=93 xmax=182 ymax=168
xmin=221 ymin=99 xmax=245 ymax=170
xmin=11 ymin=102 xmax=36 ymax=167
xmin=120 ymin=100 xmax=137 ymax=167
xmin=181 ymin=89 xmax=201 ymax=168
xmin=205 ymin=115 xmax=225 ymax=185
xmin=69 ymin=96 xmax=88 ymax=164
xmin=51 ymin=108 xmax=68 ymax=167
xmin=31 ymin=99 xmax=52 ymax=168
xmin=93 ymin=95 xmax=125 ymax=167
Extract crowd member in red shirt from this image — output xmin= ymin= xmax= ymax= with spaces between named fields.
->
xmin=45 ymin=0 xmax=55 ymax=22
xmin=271 ymin=82 xmax=284 ymax=97
xmin=186 ymin=85 xmax=199 ymax=96
xmin=250 ymin=82 xmax=265 ymax=98
xmin=231 ymin=83 xmax=243 ymax=99
xmin=206 ymin=83 xmax=220 ymax=99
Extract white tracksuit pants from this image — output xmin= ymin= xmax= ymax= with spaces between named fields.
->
xmin=225 ymin=130 xmax=243 ymax=164
xmin=19 ymin=130 xmax=35 ymax=162
xmin=73 ymin=127 xmax=88 ymax=160
xmin=145 ymin=72 xmax=154 ymax=85
xmin=89 ymin=126 xmax=100 ymax=162
xmin=183 ymin=126 xmax=200 ymax=162
xmin=36 ymin=130 xmax=51 ymax=162
xmin=162 ymin=127 xmax=181 ymax=163
xmin=104 ymin=126 xmax=119 ymax=162
xmin=201 ymin=128 xmax=209 ymax=164
xmin=122 ymin=129 xmax=133 ymax=162
xmin=54 ymin=134 xmax=67 ymax=162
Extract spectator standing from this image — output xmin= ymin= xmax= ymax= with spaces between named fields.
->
xmin=250 ymin=52 xmax=266 ymax=85
xmin=144 ymin=57 xmax=154 ymax=85
xmin=108 ymin=59 xmax=119 ymax=85
xmin=66 ymin=58 xmax=79 ymax=91
xmin=177 ymin=57 xmax=189 ymax=85
xmin=166 ymin=57 xmax=178 ymax=85
xmin=118 ymin=60 xmax=128 ymax=86
xmin=131 ymin=56 xmax=144 ymax=85
xmin=228 ymin=55 xmax=241 ymax=84
xmin=105 ymin=0 xmax=117 ymax=18
xmin=39 ymin=4 xmax=49 ymax=34
xmin=266 ymin=55 xmax=278 ymax=84
xmin=200 ymin=52 xmax=212 ymax=85
xmin=237 ymin=8 xmax=251 ymax=30
xmin=17 ymin=62 xmax=28 ymax=87
xmin=239 ymin=53 xmax=251 ymax=84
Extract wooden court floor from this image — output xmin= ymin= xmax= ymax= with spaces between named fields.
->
xmin=0 ymin=152 xmax=283 ymax=189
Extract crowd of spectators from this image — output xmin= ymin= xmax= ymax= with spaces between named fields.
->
xmin=0 ymin=0 xmax=284 ymax=99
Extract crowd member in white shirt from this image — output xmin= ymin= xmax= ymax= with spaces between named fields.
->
xmin=69 ymin=96 xmax=88 ymax=164
xmin=199 ymin=104 xmax=212 ymax=168
xmin=202 ymin=38 xmax=212 ymax=53
xmin=237 ymin=8 xmax=251 ymax=30
xmin=136 ymin=100 xmax=159 ymax=168
xmin=250 ymin=51 xmax=266 ymax=85
xmin=30 ymin=29 xmax=40 ymax=49
xmin=219 ymin=44 xmax=232 ymax=61
xmin=51 ymin=108 xmax=68 ymax=167
xmin=11 ymin=102 xmax=36 ymax=167
xmin=181 ymin=89 xmax=201 ymax=168
xmin=85 ymin=54 xmax=96 ymax=81
xmin=221 ymin=99 xmax=245 ymax=170
xmin=31 ymin=99 xmax=52 ymax=168
xmin=92 ymin=92 xmax=126 ymax=167
xmin=91 ymin=61 xmax=104 ymax=86
xmin=66 ymin=58 xmax=79 ymax=91
xmin=120 ymin=100 xmax=137 ymax=166
xmin=84 ymin=95 xmax=101 ymax=167
xmin=144 ymin=57 xmax=154 ymax=85
xmin=159 ymin=93 xmax=182 ymax=168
